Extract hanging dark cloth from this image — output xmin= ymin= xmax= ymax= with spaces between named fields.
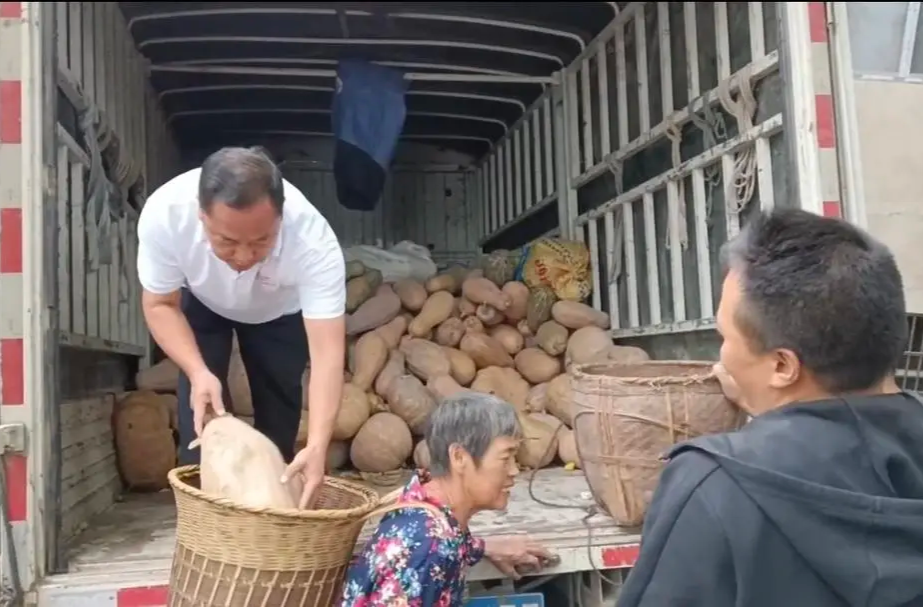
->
xmin=332 ymin=59 xmax=408 ymax=211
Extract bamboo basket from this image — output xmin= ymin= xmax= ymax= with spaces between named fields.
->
xmin=167 ymin=465 xmax=380 ymax=607
xmin=571 ymin=361 xmax=745 ymax=527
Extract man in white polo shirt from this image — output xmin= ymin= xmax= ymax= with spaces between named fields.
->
xmin=137 ymin=146 xmax=345 ymax=508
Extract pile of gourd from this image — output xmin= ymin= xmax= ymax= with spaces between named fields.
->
xmin=339 ymin=252 xmax=650 ymax=479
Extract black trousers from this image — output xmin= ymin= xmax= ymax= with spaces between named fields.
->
xmin=176 ymin=290 xmax=308 ymax=465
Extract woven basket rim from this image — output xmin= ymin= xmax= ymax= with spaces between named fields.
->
xmin=570 ymin=360 xmax=717 ymax=384
xmin=168 ymin=465 xmax=382 ymax=520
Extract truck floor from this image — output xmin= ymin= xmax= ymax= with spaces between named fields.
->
xmin=36 ymin=468 xmax=640 ymax=605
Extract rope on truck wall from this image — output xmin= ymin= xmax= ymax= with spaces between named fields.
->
xmin=660 ymin=67 xmax=758 ymax=255
xmin=79 ymin=104 xmax=140 ymax=308
xmin=717 ymin=66 xmax=759 ymax=217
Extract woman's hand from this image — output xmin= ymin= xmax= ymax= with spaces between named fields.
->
xmin=483 ymin=535 xmax=553 ymax=580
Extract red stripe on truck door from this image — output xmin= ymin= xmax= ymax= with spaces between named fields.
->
xmin=117 ymin=585 xmax=169 ymax=607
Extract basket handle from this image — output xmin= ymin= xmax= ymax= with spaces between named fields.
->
xmin=361 ymin=487 xmax=447 ymax=522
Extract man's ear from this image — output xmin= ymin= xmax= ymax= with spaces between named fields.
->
xmin=768 ymin=348 xmax=801 ymax=390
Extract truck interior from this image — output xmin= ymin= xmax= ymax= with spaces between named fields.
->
xmin=47 ymin=0 xmax=786 ymax=599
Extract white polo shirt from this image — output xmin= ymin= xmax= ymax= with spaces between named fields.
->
xmin=136 ymin=168 xmax=346 ymax=324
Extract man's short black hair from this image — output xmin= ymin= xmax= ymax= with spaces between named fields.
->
xmin=198 ymin=146 xmax=285 ymax=214
xmin=721 ymin=208 xmax=906 ymax=393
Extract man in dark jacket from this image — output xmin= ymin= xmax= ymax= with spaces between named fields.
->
xmin=617 ymin=208 xmax=923 ymax=607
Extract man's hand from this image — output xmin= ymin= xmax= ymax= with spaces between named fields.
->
xmin=483 ymin=534 xmax=553 ymax=580
xmin=189 ymin=368 xmax=226 ymax=437
xmin=281 ymin=442 xmax=326 ymax=509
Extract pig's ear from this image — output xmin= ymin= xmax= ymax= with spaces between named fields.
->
xmin=188 ymin=438 xmax=202 ymax=450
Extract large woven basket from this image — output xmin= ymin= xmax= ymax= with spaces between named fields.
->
xmin=167 ymin=465 xmax=380 ymax=606
xmin=571 ymin=361 xmax=745 ymax=527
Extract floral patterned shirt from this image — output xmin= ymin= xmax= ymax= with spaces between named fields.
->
xmin=341 ymin=470 xmax=486 ymax=607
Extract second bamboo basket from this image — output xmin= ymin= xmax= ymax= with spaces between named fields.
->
xmin=571 ymin=361 xmax=745 ymax=527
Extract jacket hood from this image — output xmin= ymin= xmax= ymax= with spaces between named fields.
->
xmin=675 ymin=392 xmax=923 ymax=607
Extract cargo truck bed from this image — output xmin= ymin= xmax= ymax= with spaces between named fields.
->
xmin=37 ymin=468 xmax=640 ymax=605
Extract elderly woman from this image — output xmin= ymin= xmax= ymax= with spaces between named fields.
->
xmin=341 ymin=392 xmax=551 ymax=606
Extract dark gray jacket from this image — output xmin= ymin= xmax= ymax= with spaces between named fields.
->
xmin=617 ymin=393 xmax=923 ymax=607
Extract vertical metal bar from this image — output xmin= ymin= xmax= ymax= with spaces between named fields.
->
xmin=615 ymin=19 xmax=630 ymax=146
xmin=513 ymin=128 xmax=524 ymax=217
xmin=658 ymin=2 xmax=674 ymax=116
xmin=623 ymin=203 xmax=640 ymax=326
xmin=667 ymin=181 xmax=687 ymax=322
xmin=564 ymin=70 xmax=581 ymax=237
xmin=749 ymin=2 xmax=766 ymax=60
xmin=643 ymin=193 xmax=662 ymax=324
xmin=522 ymin=118 xmax=533 ymax=207
xmin=531 ymin=110 xmax=543 ymax=200
xmin=715 ymin=2 xmax=732 ymax=81
xmin=898 ymin=2 xmax=921 ymax=77
xmin=491 ymin=152 xmax=501 ymax=234
xmin=596 ymin=42 xmax=612 ymax=158
xmin=603 ymin=210 xmax=620 ymax=328
xmin=691 ymin=169 xmax=715 ymax=316
xmin=684 ymin=3 xmax=700 ymax=98
xmin=755 ymin=138 xmax=775 ymax=210
xmin=588 ymin=218 xmax=602 ymax=310
xmin=504 ymin=141 xmax=514 ymax=225
xmin=635 ymin=10 xmax=651 ymax=133
xmin=553 ymin=81 xmax=572 ymax=238
xmin=580 ymin=58 xmax=594 ymax=171
xmin=542 ymin=96 xmax=554 ymax=195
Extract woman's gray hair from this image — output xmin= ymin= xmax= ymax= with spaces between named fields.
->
xmin=425 ymin=393 xmax=522 ymax=477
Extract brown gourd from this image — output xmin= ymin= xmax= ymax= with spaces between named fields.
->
xmin=375 ymin=316 xmax=409 ymax=349
xmin=385 ymin=374 xmax=436 ymax=435
xmin=443 ymin=347 xmax=477 ymax=386
xmin=517 ymin=413 xmax=563 ymax=469
xmin=462 ymin=277 xmax=511 ymax=311
xmin=350 ymin=331 xmax=389 ymax=391
xmin=425 ymin=273 xmax=459 ymax=294
xmin=514 ymin=347 xmax=562 ymax=384
xmin=501 ymin=281 xmax=530 ymax=322
xmin=535 ymin=321 xmax=569 ymax=356
xmin=333 ymin=383 xmax=371 ymax=440
xmin=525 ymin=382 xmax=550 ymax=413
xmin=401 ymin=338 xmax=452 ymax=381
xmin=489 ymin=324 xmax=525 ymax=355
xmin=345 ymin=260 xmax=367 ymax=280
xmin=470 ymin=366 xmax=530 ymax=411
xmin=565 ymin=326 xmax=613 ymax=366
xmin=350 ymin=413 xmax=414 ymax=473
xmin=409 ymin=291 xmax=456 ymax=337
xmin=551 ymin=300 xmax=611 ymax=330
xmin=427 ymin=374 xmax=470 ymax=400
xmin=346 ymin=284 xmax=402 ymax=336
xmin=476 ymin=304 xmax=505 ymax=327
xmin=458 ymin=297 xmax=477 ymax=318
xmin=374 ymin=350 xmax=406 ymax=398
xmin=459 ymin=332 xmax=514 ymax=368
xmin=434 ymin=317 xmax=466 ymax=347
xmin=393 ymin=278 xmax=429 ymax=312
xmin=346 ymin=274 xmax=376 ymax=313
xmin=545 ymin=374 xmax=574 ymax=426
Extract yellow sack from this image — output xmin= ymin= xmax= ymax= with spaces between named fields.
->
xmin=521 ymin=238 xmax=592 ymax=301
